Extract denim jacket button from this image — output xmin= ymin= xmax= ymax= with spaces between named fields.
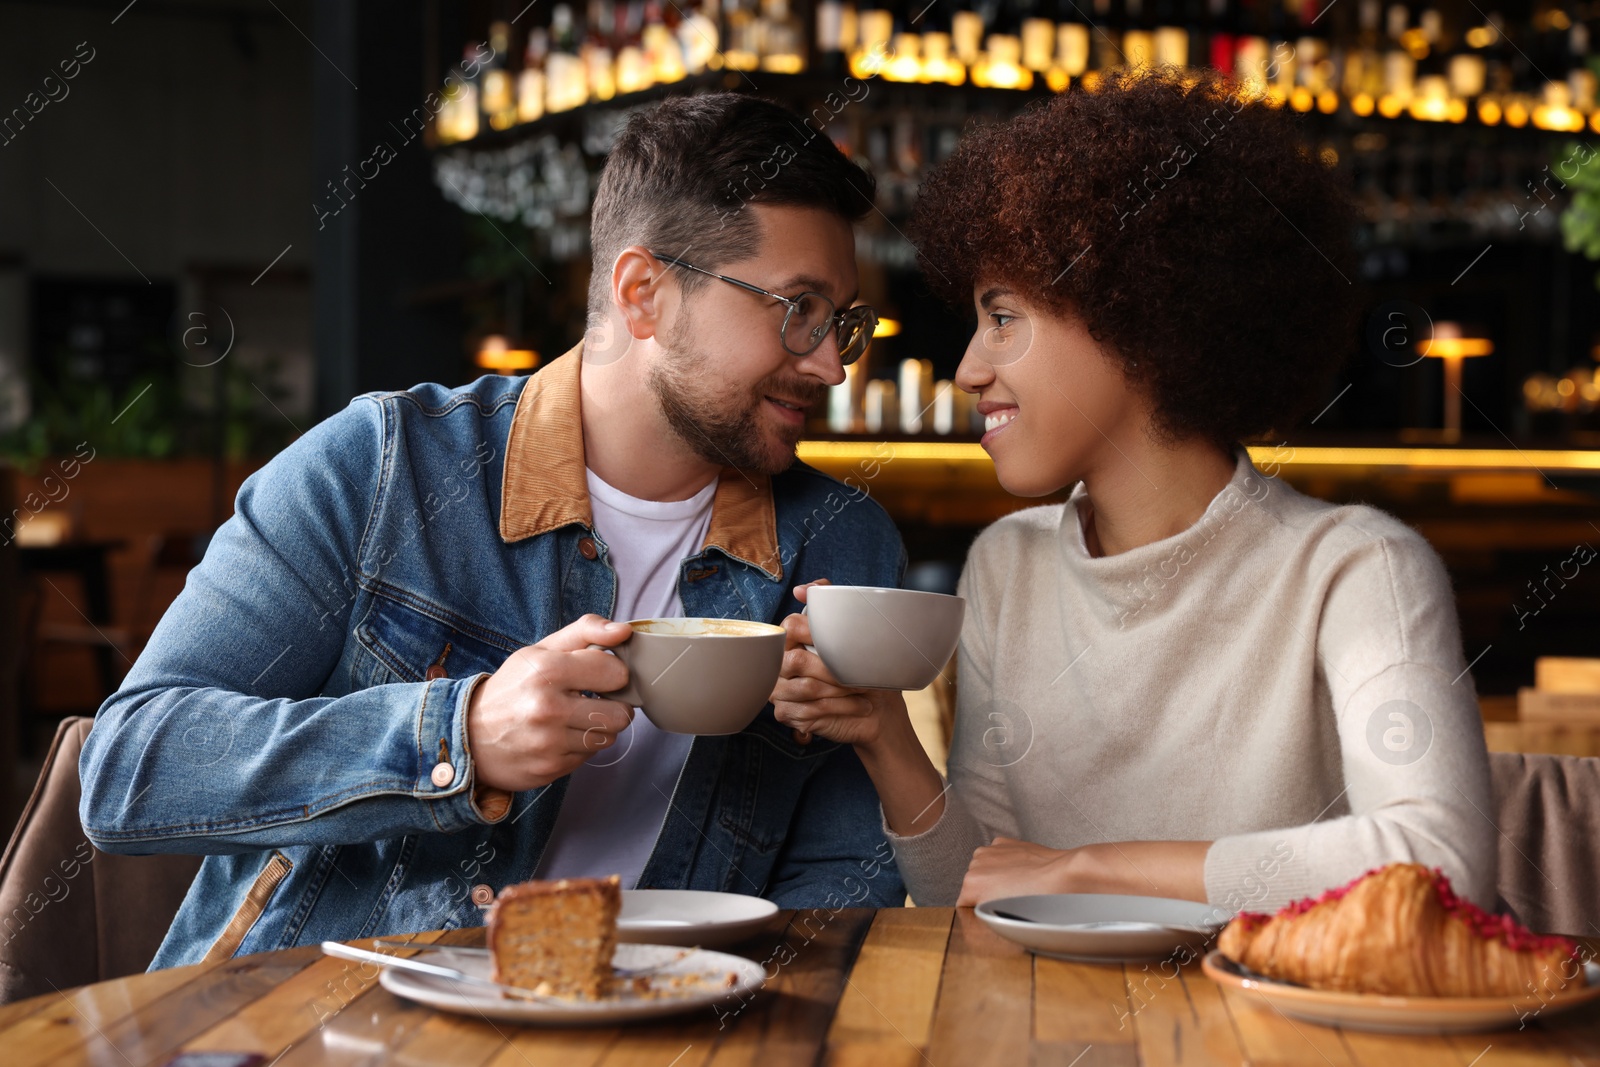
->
xmin=471 ymin=883 xmax=495 ymax=906
xmin=578 ymin=537 xmax=599 ymax=560
xmin=430 ymin=762 xmax=455 ymax=788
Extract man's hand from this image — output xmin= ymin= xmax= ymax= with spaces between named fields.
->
xmin=466 ymin=614 xmax=636 ymax=792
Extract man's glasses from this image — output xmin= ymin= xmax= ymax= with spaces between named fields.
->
xmin=650 ymin=252 xmax=878 ymax=366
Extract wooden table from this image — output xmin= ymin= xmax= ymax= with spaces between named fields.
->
xmin=4 ymin=908 xmax=1597 ymax=1066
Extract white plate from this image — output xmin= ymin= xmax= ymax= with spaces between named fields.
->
xmin=1203 ymin=951 xmax=1600 ymax=1034
xmin=379 ymin=943 xmax=764 ymax=1025
xmin=976 ymin=894 xmax=1231 ymax=963
xmin=617 ymin=890 xmax=780 ymax=949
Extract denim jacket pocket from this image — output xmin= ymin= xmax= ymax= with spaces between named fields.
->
xmin=202 ymin=850 xmax=293 ymax=964
xmin=353 ymin=587 xmax=521 ymax=686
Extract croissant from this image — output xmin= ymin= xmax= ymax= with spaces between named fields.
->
xmin=1217 ymin=863 xmax=1584 ymax=998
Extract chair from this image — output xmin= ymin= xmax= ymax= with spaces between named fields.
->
xmin=0 ymin=716 xmax=202 ymax=1003
xmin=1489 ymin=750 xmax=1600 ymax=938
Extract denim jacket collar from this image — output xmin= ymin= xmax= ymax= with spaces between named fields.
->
xmin=498 ymin=343 xmax=784 ymax=581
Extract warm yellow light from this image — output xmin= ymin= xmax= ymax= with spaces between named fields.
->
xmin=1533 ymin=105 xmax=1584 ymax=131
xmin=1557 ymin=378 xmax=1576 ymax=397
xmin=1550 ymin=9 xmax=1572 ymax=29
xmin=1400 ymin=28 xmax=1430 ymax=59
xmin=1045 ymin=67 xmax=1071 ymax=92
xmin=1419 ymin=337 xmax=1494 ymax=358
xmin=1351 ymin=92 xmax=1376 ymax=116
xmin=1319 ymin=145 xmax=1339 ymax=166
xmin=1317 ymin=89 xmax=1339 ymax=113
xmin=921 ymin=33 xmax=966 ymax=85
xmin=794 ymin=441 xmax=1600 ymax=475
xmin=1447 ymin=98 xmax=1468 ymax=122
xmin=1505 ymin=100 xmax=1530 ymax=126
xmin=1408 ymin=96 xmax=1450 ymax=121
xmin=883 ymin=33 xmax=922 ymax=81
xmin=975 ymin=36 xmax=1033 ymax=90
xmin=1377 ymin=93 xmax=1406 ymax=118
xmin=476 ymin=335 xmax=539 ymax=372
xmin=1465 ymin=26 xmax=1495 ymax=48
xmin=874 ymin=317 xmax=902 ymax=338
xmin=1291 ymin=87 xmax=1314 ymax=111
xmin=1593 ymin=110 xmax=1600 ymax=134
xmin=1478 ymin=98 xmax=1502 ymax=124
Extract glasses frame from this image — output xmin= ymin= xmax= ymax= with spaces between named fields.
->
xmin=649 ymin=251 xmax=878 ymax=366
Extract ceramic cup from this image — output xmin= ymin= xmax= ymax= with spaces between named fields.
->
xmin=804 ymin=585 xmax=966 ymax=691
xmin=594 ymin=617 xmax=786 ymax=735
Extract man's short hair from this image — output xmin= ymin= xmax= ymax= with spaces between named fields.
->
xmin=587 ymin=93 xmax=876 ymax=322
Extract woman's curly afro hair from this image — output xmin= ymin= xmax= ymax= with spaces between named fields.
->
xmin=911 ymin=67 xmax=1358 ymax=448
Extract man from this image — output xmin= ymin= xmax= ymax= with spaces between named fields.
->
xmin=79 ymin=93 xmax=906 ymax=969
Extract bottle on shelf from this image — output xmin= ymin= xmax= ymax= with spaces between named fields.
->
xmin=883 ymin=0 xmax=925 ymax=81
xmin=438 ymin=43 xmax=482 ymax=142
xmin=851 ymin=0 xmax=894 ymax=76
xmin=1152 ymin=0 xmax=1190 ymax=68
xmin=614 ymin=0 xmax=651 ymax=94
xmin=760 ymin=0 xmax=806 ymax=70
xmin=644 ymin=0 xmax=688 ymax=82
xmin=1123 ymin=0 xmax=1156 ymax=69
xmin=679 ymin=0 xmax=722 ymax=74
xmin=583 ymin=0 xmax=618 ymax=100
xmin=1082 ymin=0 xmax=1120 ymax=72
xmin=1052 ymin=0 xmax=1091 ymax=88
xmin=546 ymin=4 xmax=588 ymax=111
xmin=724 ymin=0 xmax=762 ymax=69
xmin=1019 ymin=0 xmax=1057 ymax=75
xmin=920 ymin=3 xmax=969 ymax=84
xmin=814 ymin=0 xmax=853 ymax=75
xmin=1205 ymin=0 xmax=1235 ymax=71
xmin=976 ymin=0 xmax=1036 ymax=87
xmin=1376 ymin=1 xmax=1416 ymax=117
xmin=516 ymin=25 xmax=549 ymax=123
xmin=1231 ymin=0 xmax=1271 ymax=98
xmin=481 ymin=21 xmax=518 ymax=130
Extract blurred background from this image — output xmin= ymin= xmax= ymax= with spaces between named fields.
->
xmin=2 ymin=0 xmax=1599 ymax=833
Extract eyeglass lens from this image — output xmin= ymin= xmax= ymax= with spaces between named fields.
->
xmin=782 ymin=294 xmax=874 ymax=364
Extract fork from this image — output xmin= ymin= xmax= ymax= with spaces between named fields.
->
xmin=371 ymin=939 xmax=696 ymax=980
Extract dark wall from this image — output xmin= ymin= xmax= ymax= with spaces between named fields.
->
xmin=312 ymin=0 xmax=468 ymax=419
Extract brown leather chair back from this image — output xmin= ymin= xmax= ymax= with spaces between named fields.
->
xmin=1490 ymin=750 xmax=1600 ymax=938
xmin=0 ymin=717 xmax=202 ymax=1003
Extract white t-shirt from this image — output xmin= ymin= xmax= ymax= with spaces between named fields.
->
xmin=534 ymin=469 xmax=716 ymax=887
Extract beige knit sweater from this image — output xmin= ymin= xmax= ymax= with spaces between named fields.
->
xmin=887 ymin=450 xmax=1497 ymax=913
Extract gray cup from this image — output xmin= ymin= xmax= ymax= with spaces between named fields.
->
xmin=805 ymin=586 xmax=965 ymax=691
xmin=593 ymin=617 xmax=786 ymax=735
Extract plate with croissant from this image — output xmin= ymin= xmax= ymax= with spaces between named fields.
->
xmin=1202 ymin=863 xmax=1600 ymax=1033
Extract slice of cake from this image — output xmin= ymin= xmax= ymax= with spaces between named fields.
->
xmin=485 ymin=874 xmax=622 ymax=999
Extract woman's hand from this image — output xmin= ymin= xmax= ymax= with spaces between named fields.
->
xmin=957 ymin=839 xmax=1213 ymax=906
xmin=957 ymin=837 xmax=1076 ymax=906
xmin=772 ymin=580 xmax=907 ymax=747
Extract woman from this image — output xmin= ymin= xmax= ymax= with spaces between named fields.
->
xmin=773 ymin=68 xmax=1496 ymax=914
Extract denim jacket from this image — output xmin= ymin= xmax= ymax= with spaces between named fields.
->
xmin=79 ymin=345 xmax=907 ymax=969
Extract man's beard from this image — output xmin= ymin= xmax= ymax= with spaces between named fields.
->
xmin=648 ymin=325 xmax=827 ymax=476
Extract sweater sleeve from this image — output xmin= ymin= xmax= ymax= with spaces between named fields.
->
xmin=884 ymin=541 xmax=1022 ymax=905
xmin=1203 ymin=522 xmax=1497 ymax=913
